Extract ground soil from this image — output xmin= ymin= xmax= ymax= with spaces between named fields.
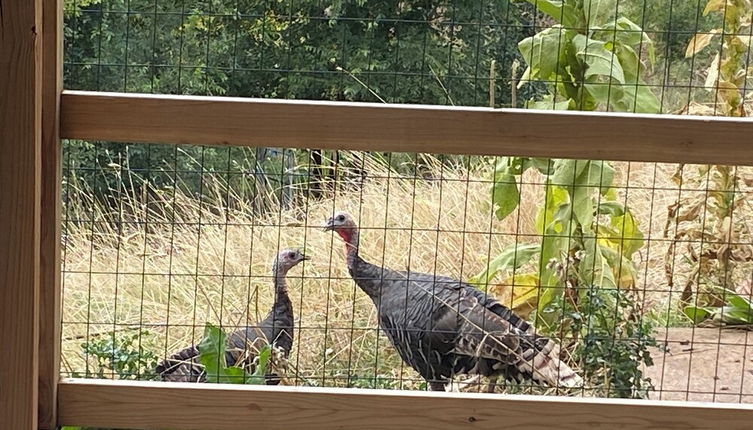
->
xmin=644 ymin=327 xmax=753 ymax=403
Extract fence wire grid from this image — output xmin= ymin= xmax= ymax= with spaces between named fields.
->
xmin=60 ymin=144 xmax=753 ymax=403
xmin=61 ymin=0 xmax=753 ymax=406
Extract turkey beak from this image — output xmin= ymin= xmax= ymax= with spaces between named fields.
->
xmin=301 ymin=254 xmax=310 ymax=261
xmin=323 ymin=218 xmax=334 ymax=232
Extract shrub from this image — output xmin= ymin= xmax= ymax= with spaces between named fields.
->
xmin=558 ymin=284 xmax=661 ymax=398
xmin=77 ymin=331 xmax=159 ymax=380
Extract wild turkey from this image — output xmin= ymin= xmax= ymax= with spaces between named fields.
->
xmin=323 ymin=212 xmax=583 ymax=391
xmin=156 ymin=248 xmax=307 ymax=383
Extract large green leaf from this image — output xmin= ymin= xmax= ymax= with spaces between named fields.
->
xmin=682 ymin=306 xmax=712 ymax=324
xmin=492 ymin=173 xmax=519 ymax=220
xmin=579 ymin=241 xmax=617 ymax=289
xmin=495 ymin=156 xmax=528 ymax=175
xmin=521 ymin=0 xmax=582 ymax=27
xmin=571 ymin=182 xmax=594 ymax=228
xmin=538 ymin=276 xmax=563 ymax=322
xmin=687 ymin=303 xmax=753 ymax=325
xmin=598 ymin=201 xmax=625 ymax=217
xmin=551 ymin=159 xmax=588 ymax=187
xmin=614 ymin=43 xmax=640 ymax=82
xmin=531 ymin=181 xmax=573 ymax=311
xmin=600 ymin=245 xmax=638 ymax=288
xmin=596 ymin=17 xmax=656 ymax=65
xmin=526 ymin=157 xmax=555 ymax=175
xmin=583 ymin=0 xmax=618 ymax=28
xmin=518 ymin=26 xmax=573 ymax=81
xmin=578 ymin=38 xmax=659 ymax=113
xmin=619 ymin=82 xmax=662 ymax=113
xmin=612 ymin=43 xmax=661 ymax=113
xmin=583 ymin=160 xmax=615 ymax=192
xmin=522 ymin=0 xmax=563 ymax=18
xmin=556 ymin=160 xmax=614 ymax=228
xmin=707 ymin=288 xmax=753 ymax=315
xmin=536 ymin=228 xmax=571 ymax=325
xmin=538 ymin=233 xmax=566 ymax=298
xmin=573 ymin=35 xmax=625 ymax=83
xmin=198 ymin=324 xmax=245 ymax=384
xmin=471 ymin=243 xmax=541 ymax=286
xmin=726 ymin=291 xmax=753 ymax=311
xmin=597 ymin=207 xmax=644 ymax=258
xmin=535 ymin=183 xmax=571 ymax=235
xmin=611 ymin=210 xmax=644 ymax=256
xmin=718 ymin=307 xmax=753 ymax=324
xmin=492 ymin=161 xmax=521 ymax=220
xmin=541 ymin=209 xmax=574 ymax=293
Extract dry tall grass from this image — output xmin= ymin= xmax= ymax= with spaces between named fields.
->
xmin=63 ymin=155 xmax=531 ymax=387
xmin=61 ymin=153 xmax=753 ymax=389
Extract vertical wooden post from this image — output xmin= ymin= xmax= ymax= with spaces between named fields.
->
xmin=0 ymin=0 xmax=43 ymax=429
xmin=39 ymin=0 xmax=62 ymax=427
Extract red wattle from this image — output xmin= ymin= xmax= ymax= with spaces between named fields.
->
xmin=337 ymin=230 xmax=351 ymax=243
xmin=337 ymin=230 xmax=354 ymax=259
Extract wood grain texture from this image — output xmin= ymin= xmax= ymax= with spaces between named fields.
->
xmin=61 ymin=91 xmax=753 ymax=166
xmin=38 ymin=0 xmax=62 ymax=427
xmin=58 ymin=379 xmax=753 ymax=430
xmin=0 ymin=0 xmax=43 ymax=429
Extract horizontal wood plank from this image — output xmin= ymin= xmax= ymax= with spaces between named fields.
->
xmin=61 ymin=91 xmax=753 ymax=166
xmin=58 ymin=379 xmax=753 ymax=430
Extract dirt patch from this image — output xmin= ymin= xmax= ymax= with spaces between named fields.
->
xmin=644 ymin=327 xmax=753 ymax=403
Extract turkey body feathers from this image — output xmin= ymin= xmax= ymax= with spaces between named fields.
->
xmin=350 ymin=252 xmax=582 ymax=390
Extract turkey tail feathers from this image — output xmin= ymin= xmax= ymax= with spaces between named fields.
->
xmin=516 ymin=335 xmax=584 ymax=388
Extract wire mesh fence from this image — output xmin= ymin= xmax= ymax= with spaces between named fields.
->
xmin=60 ymin=142 xmax=753 ymax=403
xmin=63 ymin=0 xmax=753 ymax=112
xmin=61 ymin=0 xmax=753 ymax=406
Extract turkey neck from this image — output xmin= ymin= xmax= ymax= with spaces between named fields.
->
xmin=338 ymin=227 xmax=360 ymax=268
xmin=339 ymin=227 xmax=386 ymax=300
xmin=266 ymin=266 xmax=294 ymax=325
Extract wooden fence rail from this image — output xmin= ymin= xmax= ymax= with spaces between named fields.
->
xmin=61 ymin=90 xmax=753 ymax=166
xmin=58 ymin=379 xmax=753 ymax=430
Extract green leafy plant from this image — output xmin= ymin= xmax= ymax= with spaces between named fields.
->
xmin=539 ymin=252 xmax=661 ymax=398
xmin=473 ymin=0 xmax=659 ymax=398
xmin=473 ymin=158 xmax=644 ymax=326
xmin=516 ymin=0 xmax=660 ymax=113
xmin=78 ymin=331 xmax=159 ymax=380
xmin=478 ymin=0 xmax=653 ymax=320
xmin=685 ymin=287 xmax=753 ymax=325
xmin=564 ymin=286 xmax=660 ymax=398
xmin=198 ymin=324 xmax=273 ymax=385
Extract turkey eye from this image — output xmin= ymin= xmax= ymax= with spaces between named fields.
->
xmin=337 ymin=215 xmax=345 ymax=221
xmin=288 ymin=252 xmax=295 ymax=258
